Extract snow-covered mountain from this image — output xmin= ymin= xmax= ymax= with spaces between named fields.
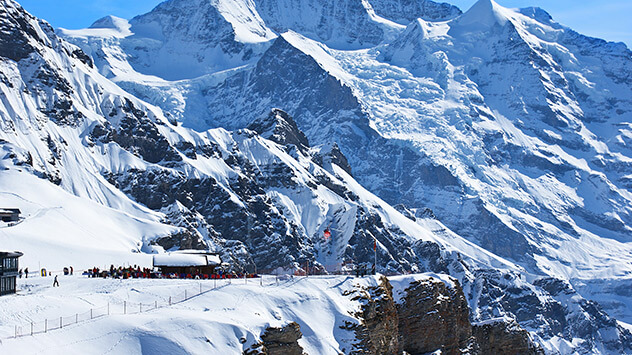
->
xmin=1 ymin=0 xmax=631 ymax=353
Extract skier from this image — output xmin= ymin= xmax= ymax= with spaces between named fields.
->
xmin=24 ymin=267 xmax=28 ymax=278
xmin=52 ymin=275 xmax=59 ymax=287
xmin=18 ymin=269 xmax=22 ymax=278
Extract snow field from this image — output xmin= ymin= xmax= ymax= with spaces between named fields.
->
xmin=0 ymin=274 xmax=432 ymax=354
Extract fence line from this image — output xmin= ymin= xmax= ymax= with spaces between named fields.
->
xmin=2 ymin=275 xmax=295 ymax=340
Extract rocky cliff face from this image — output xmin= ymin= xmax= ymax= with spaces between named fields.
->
xmin=472 ymin=319 xmax=543 ymax=355
xmin=344 ymin=275 xmax=543 ymax=355
xmin=343 ymin=276 xmax=400 ymax=354
xmin=368 ymin=0 xmax=462 ymax=24
xmin=397 ymin=277 xmax=473 ymax=354
xmin=245 ymin=322 xmax=306 ymax=355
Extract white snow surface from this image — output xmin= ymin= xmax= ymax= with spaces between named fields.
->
xmin=0 ymin=274 xmax=429 ymax=354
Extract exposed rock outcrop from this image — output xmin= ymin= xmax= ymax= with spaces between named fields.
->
xmin=245 ymin=322 xmax=305 ymax=355
xmin=341 ymin=275 xmax=543 ymax=355
xmin=343 ymin=276 xmax=400 ymax=354
xmin=472 ymin=318 xmax=543 ymax=355
xmin=397 ymin=278 xmax=473 ymax=354
xmin=248 ymin=108 xmax=310 ymax=154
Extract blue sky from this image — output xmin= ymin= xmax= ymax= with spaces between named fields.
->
xmin=16 ymin=0 xmax=632 ymax=48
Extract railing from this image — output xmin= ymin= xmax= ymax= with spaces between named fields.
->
xmin=1 ymin=274 xmax=293 ymax=340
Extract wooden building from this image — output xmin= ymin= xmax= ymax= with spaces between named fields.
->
xmin=0 ymin=251 xmax=23 ymax=296
xmin=153 ymin=250 xmax=221 ymax=276
xmin=0 ymin=208 xmax=20 ymax=222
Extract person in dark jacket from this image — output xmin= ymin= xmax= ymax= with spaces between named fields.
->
xmin=24 ymin=267 xmax=28 ymax=278
xmin=53 ymin=275 xmax=59 ymax=287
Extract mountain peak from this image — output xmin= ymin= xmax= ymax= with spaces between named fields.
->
xmin=451 ymin=0 xmax=509 ymax=32
xmin=247 ymin=108 xmax=310 ymax=153
xmin=89 ymin=15 xmax=130 ymax=32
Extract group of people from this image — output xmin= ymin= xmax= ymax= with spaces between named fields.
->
xmin=162 ymin=271 xmax=258 ymax=280
xmin=84 ymin=264 xmax=258 ymax=280
xmin=86 ymin=265 xmax=156 ymax=279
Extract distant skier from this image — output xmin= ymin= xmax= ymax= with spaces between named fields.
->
xmin=52 ymin=275 xmax=59 ymax=287
xmin=18 ymin=269 xmax=22 ymax=278
xmin=24 ymin=267 xmax=28 ymax=278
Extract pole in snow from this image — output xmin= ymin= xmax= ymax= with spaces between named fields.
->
xmin=373 ymin=237 xmax=377 ymax=275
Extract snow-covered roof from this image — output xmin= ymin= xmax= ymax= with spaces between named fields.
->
xmin=153 ymin=253 xmax=221 ymax=267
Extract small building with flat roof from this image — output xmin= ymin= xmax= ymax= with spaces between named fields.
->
xmin=0 ymin=208 xmax=20 ymax=223
xmin=153 ymin=250 xmax=221 ymax=276
xmin=0 ymin=251 xmax=23 ymax=296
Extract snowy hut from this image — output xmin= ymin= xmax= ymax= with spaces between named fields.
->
xmin=153 ymin=250 xmax=221 ymax=276
xmin=0 ymin=251 xmax=23 ymax=296
xmin=0 ymin=208 xmax=20 ymax=222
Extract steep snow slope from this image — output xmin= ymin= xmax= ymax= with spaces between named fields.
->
xmin=1 ymin=0 xmax=523 ymax=276
xmin=65 ymin=0 xmax=632 ymax=280
xmin=0 ymin=170 xmax=172 ymax=269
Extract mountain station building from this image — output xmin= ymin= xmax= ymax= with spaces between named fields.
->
xmin=153 ymin=250 xmax=221 ymax=276
xmin=0 ymin=251 xmax=23 ymax=296
xmin=0 ymin=208 xmax=20 ymax=222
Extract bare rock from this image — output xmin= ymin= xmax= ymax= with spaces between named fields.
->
xmin=245 ymin=322 xmax=305 ymax=355
xmin=397 ymin=277 xmax=473 ymax=355
xmin=472 ymin=318 xmax=544 ymax=355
